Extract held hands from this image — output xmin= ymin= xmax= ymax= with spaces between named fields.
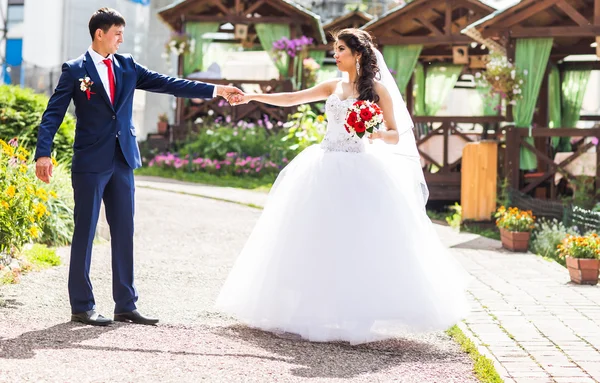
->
xmin=216 ymin=85 xmax=245 ymax=105
xmin=35 ymin=157 xmax=53 ymax=184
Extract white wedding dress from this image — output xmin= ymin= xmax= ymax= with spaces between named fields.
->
xmin=215 ymin=94 xmax=470 ymax=344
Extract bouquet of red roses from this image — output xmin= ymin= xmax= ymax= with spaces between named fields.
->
xmin=344 ymin=100 xmax=384 ymax=138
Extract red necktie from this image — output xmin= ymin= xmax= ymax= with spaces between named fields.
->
xmin=102 ymin=58 xmax=115 ymax=105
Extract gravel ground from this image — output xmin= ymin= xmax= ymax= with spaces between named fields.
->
xmin=0 ymin=187 xmax=477 ymax=383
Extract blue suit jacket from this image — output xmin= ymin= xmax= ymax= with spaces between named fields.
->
xmin=35 ymin=52 xmax=215 ymax=173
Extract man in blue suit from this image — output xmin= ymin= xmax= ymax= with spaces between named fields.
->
xmin=34 ymin=8 xmax=242 ymax=326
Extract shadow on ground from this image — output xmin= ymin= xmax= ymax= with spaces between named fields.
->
xmin=213 ymin=324 xmax=467 ymax=379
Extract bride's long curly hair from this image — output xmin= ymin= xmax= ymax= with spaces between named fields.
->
xmin=333 ymin=28 xmax=380 ymax=103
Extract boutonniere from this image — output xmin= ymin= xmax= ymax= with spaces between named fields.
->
xmin=79 ymin=76 xmax=96 ymax=100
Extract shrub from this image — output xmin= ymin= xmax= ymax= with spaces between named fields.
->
xmin=0 ymin=85 xmax=75 ymax=164
xmin=0 ymin=138 xmax=53 ymax=254
xmin=35 ymin=161 xmax=74 ymax=246
xmin=530 ymin=218 xmax=578 ymax=265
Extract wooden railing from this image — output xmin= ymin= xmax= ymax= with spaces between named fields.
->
xmin=412 ymin=116 xmax=505 ymax=200
xmin=178 ymin=78 xmax=295 ymax=125
xmin=504 ymin=126 xmax=600 ymax=198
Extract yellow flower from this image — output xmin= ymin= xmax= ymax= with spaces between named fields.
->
xmin=51 ymin=157 xmax=58 ymax=166
xmin=19 ymin=164 xmax=27 ymax=173
xmin=28 ymin=226 xmax=40 ymax=238
xmin=50 ymin=191 xmax=58 ymax=198
xmin=6 ymin=185 xmax=16 ymax=199
xmin=34 ymin=202 xmax=47 ymax=219
xmin=26 ymin=185 xmax=34 ymax=195
xmin=36 ymin=189 xmax=49 ymax=202
xmin=17 ymin=154 xmax=26 ymax=162
xmin=0 ymin=201 xmax=9 ymax=209
xmin=28 ymin=216 xmax=35 ymax=223
xmin=316 ymin=115 xmax=325 ymax=122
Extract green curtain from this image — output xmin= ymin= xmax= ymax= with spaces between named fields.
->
xmin=413 ymin=62 xmax=425 ymax=116
xmin=548 ymin=64 xmax=562 ymax=149
xmin=424 ymin=63 xmax=463 ymax=115
xmin=308 ymin=50 xmax=326 ymax=66
xmin=514 ymin=38 xmax=553 ymax=170
xmin=183 ymin=22 xmax=221 ymax=76
xmin=382 ymin=45 xmax=423 ymax=96
xmin=558 ymin=68 xmax=592 ymax=152
xmin=477 ymin=85 xmax=500 ymax=116
xmin=256 ymin=23 xmax=290 ymax=77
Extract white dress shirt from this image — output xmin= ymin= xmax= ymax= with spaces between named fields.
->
xmin=87 ymin=47 xmax=218 ymax=99
xmin=87 ymin=47 xmax=116 ymax=101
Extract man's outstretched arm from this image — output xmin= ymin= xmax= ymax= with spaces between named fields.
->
xmin=133 ymin=57 xmax=242 ymax=102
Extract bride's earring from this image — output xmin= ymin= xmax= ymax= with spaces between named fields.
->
xmin=356 ymin=59 xmax=360 ymax=75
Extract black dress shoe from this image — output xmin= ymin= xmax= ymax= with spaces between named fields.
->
xmin=114 ymin=310 xmax=159 ymax=325
xmin=71 ymin=310 xmax=113 ymax=326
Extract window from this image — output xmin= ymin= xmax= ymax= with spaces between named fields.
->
xmin=7 ymin=4 xmax=24 ymax=31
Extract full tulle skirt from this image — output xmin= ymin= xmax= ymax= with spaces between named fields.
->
xmin=216 ymin=142 xmax=470 ymax=344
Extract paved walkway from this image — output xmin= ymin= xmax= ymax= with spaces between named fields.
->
xmin=1 ymin=179 xmax=477 ymax=383
xmin=135 ymin=177 xmax=600 ymax=383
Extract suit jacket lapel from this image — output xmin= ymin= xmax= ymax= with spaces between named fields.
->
xmin=113 ymin=55 xmax=124 ymax=108
xmin=83 ymin=51 xmax=114 ymax=111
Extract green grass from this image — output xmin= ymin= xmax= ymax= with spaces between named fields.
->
xmin=135 ymin=167 xmax=274 ymax=192
xmin=446 ymin=325 xmax=504 ymax=383
xmin=22 ymin=244 xmax=61 ymax=269
xmin=462 ymin=224 xmax=501 ymax=241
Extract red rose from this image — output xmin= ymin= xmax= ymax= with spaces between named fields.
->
xmin=347 ymin=111 xmax=358 ymax=126
xmin=355 ymin=121 xmax=366 ymax=133
xmin=360 ymin=108 xmax=373 ymax=121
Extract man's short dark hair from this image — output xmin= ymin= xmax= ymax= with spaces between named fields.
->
xmin=89 ymin=8 xmax=126 ymax=40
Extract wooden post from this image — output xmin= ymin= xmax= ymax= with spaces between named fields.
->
xmin=506 ymin=126 xmax=521 ymax=191
xmin=287 ymin=25 xmax=297 ymax=82
xmin=506 ymin=33 xmax=516 ymax=122
xmin=406 ymin=73 xmax=414 ymax=116
xmin=534 ymin=64 xmax=550 ymax=173
xmin=596 ymin=135 xmax=600 ymax=196
xmin=596 ymin=0 xmax=600 ymax=57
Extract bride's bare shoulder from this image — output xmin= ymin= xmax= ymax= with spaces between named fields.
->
xmin=373 ymin=80 xmax=390 ymax=98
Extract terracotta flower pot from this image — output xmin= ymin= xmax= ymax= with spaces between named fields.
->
xmin=566 ymin=257 xmax=600 ymax=285
xmin=499 ymin=228 xmax=530 ymax=252
xmin=157 ymin=121 xmax=168 ymax=134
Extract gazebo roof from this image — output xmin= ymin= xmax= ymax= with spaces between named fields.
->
xmin=462 ymin=0 xmax=599 ymax=58
xmin=323 ymin=10 xmax=373 ymax=35
xmin=158 ymin=0 xmax=327 ymax=44
xmin=361 ymin=0 xmax=495 ymax=46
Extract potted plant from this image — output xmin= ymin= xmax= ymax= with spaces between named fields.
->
xmin=494 ymin=206 xmax=536 ymax=251
xmin=475 ymin=52 xmax=527 ymax=106
xmin=557 ymin=233 xmax=600 ymax=285
xmin=157 ymin=113 xmax=169 ymax=134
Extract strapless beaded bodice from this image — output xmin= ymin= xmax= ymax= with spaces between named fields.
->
xmin=321 ymin=94 xmax=365 ymax=153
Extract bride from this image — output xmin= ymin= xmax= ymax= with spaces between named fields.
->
xmin=216 ymin=28 xmax=470 ymax=344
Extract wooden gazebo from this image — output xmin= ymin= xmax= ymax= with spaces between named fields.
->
xmin=158 ymin=0 xmax=326 ymax=133
xmin=362 ymin=0 xmax=500 ymax=200
xmin=462 ymin=0 xmax=600 ymax=200
xmin=323 ymin=9 xmax=373 ymax=36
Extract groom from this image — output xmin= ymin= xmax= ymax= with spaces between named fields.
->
xmin=34 ymin=8 xmax=242 ymax=326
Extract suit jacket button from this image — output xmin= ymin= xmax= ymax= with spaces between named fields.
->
xmin=112 ymin=115 xmax=116 ymax=120
xmin=117 ymin=131 xmax=122 ymax=136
